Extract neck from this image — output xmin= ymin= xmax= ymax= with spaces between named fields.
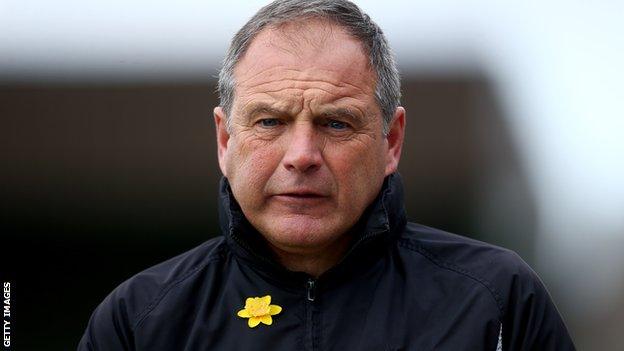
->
xmin=266 ymin=235 xmax=353 ymax=277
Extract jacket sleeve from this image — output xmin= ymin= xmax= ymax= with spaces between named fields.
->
xmin=77 ymin=288 xmax=135 ymax=351
xmin=501 ymin=253 xmax=576 ymax=351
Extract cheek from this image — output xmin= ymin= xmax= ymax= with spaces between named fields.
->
xmin=327 ymin=142 xmax=386 ymax=200
xmin=226 ymin=138 xmax=283 ymax=198
xmin=328 ymin=137 xmax=386 ymax=173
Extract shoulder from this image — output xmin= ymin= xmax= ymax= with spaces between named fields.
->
xmin=394 ymin=223 xmax=575 ymax=349
xmin=81 ymin=236 xmax=228 ymax=339
xmin=120 ymin=236 xmax=228 ymax=296
xmin=120 ymin=236 xmax=228 ymax=322
xmin=396 ymin=222 xmax=543 ymax=316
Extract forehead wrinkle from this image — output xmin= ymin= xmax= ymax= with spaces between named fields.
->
xmin=243 ymin=85 xmax=366 ymax=102
xmin=252 ymin=80 xmax=370 ymax=97
xmin=240 ymin=79 xmax=373 ymax=107
xmin=236 ymin=76 xmax=374 ymax=115
xmin=238 ymin=65 xmax=372 ymax=94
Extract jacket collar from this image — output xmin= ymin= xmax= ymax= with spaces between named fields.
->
xmin=218 ymin=173 xmax=407 ymax=284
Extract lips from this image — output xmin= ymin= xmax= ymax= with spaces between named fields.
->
xmin=271 ymin=190 xmax=329 ymax=202
xmin=278 ymin=191 xmax=325 ymax=197
xmin=274 ymin=191 xmax=327 ymax=199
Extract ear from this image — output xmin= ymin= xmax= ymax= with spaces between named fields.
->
xmin=384 ymin=106 xmax=406 ymax=176
xmin=214 ymin=106 xmax=230 ymax=177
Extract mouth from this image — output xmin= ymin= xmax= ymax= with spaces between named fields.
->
xmin=275 ymin=193 xmax=326 ymax=199
xmin=272 ymin=190 xmax=329 ymax=202
xmin=269 ymin=189 xmax=331 ymax=211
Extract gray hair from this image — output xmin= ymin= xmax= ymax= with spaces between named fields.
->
xmin=217 ymin=0 xmax=401 ymax=135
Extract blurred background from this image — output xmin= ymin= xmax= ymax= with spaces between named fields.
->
xmin=1 ymin=0 xmax=622 ymax=349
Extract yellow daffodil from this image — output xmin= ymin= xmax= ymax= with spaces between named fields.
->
xmin=237 ymin=295 xmax=282 ymax=328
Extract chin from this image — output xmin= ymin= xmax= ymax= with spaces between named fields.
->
xmin=262 ymin=216 xmax=343 ymax=249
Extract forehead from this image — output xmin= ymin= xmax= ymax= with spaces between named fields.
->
xmin=233 ymin=19 xmax=376 ymax=104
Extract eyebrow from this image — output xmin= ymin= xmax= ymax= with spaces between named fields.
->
xmin=241 ymin=103 xmax=364 ymax=123
xmin=318 ymin=108 xmax=362 ymax=123
xmin=241 ymin=103 xmax=289 ymax=120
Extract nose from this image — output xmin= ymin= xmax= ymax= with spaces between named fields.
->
xmin=282 ymin=122 xmax=323 ymax=174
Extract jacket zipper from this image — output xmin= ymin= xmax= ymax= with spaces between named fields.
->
xmin=306 ymin=278 xmax=317 ymax=350
xmin=307 ymin=278 xmax=316 ymax=302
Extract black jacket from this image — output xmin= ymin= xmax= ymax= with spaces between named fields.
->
xmin=78 ymin=174 xmax=575 ymax=350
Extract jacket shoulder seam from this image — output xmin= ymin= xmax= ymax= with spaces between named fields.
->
xmin=132 ymin=246 xmax=228 ymax=330
xmin=397 ymin=239 xmax=505 ymax=317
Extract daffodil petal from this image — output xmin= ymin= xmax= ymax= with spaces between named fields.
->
xmin=269 ymin=305 xmax=282 ymax=315
xmin=260 ymin=315 xmax=273 ymax=325
xmin=245 ymin=297 xmax=254 ymax=308
xmin=260 ymin=295 xmax=271 ymax=305
xmin=237 ymin=309 xmax=251 ymax=318
xmin=248 ymin=317 xmax=261 ymax=328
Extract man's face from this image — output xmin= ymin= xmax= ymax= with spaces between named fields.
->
xmin=215 ymin=19 xmax=404 ymax=255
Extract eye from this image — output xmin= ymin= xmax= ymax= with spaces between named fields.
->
xmin=327 ymin=120 xmax=348 ymax=130
xmin=258 ymin=118 xmax=281 ymax=128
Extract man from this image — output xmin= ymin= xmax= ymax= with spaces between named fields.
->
xmin=78 ymin=0 xmax=575 ymax=350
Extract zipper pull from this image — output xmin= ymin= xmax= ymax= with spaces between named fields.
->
xmin=306 ymin=278 xmax=316 ymax=302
